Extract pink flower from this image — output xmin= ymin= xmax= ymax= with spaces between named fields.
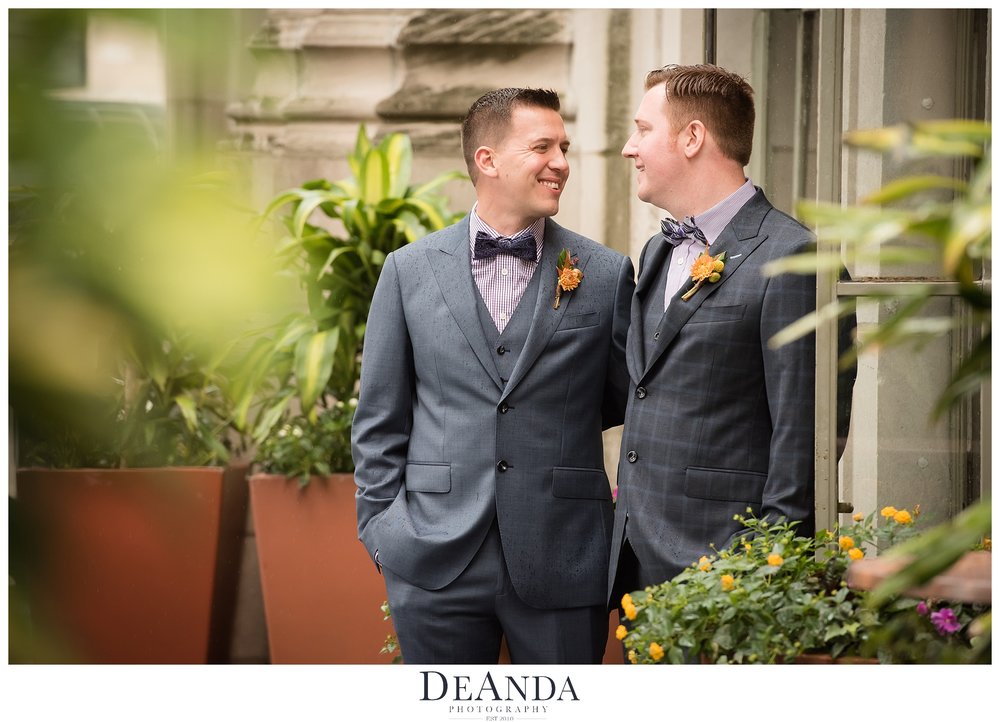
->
xmin=930 ymin=607 xmax=961 ymax=635
xmin=916 ymin=601 xmax=929 ymax=616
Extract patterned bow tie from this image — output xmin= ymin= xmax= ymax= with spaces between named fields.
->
xmin=473 ymin=230 xmax=537 ymax=262
xmin=660 ymin=217 xmax=707 ymax=247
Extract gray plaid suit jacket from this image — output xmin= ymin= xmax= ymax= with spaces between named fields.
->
xmin=609 ymin=189 xmax=817 ymax=597
xmin=353 ymin=216 xmax=635 ymax=609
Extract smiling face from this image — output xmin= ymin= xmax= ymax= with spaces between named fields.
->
xmin=476 ymin=103 xmax=570 ymax=233
xmin=621 ymin=83 xmax=685 ymax=215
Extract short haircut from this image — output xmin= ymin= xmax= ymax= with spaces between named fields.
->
xmin=461 ymin=88 xmax=561 ymax=184
xmin=645 ymin=64 xmax=755 ymax=167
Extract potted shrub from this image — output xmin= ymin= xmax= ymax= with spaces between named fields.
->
xmin=242 ymin=125 xmax=465 ymax=663
xmin=12 ymin=273 xmax=254 ymax=665
xmin=618 ymin=508 xmax=989 ymax=664
xmin=10 ymin=127 xmax=260 ymax=662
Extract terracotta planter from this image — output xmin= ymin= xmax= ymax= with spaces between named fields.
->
xmin=12 ymin=466 xmax=248 ymax=663
xmin=249 ymin=472 xmax=392 ymax=664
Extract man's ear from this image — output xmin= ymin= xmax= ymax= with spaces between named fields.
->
xmin=474 ymin=146 xmax=499 ymax=178
xmin=681 ymin=120 xmax=706 ymax=159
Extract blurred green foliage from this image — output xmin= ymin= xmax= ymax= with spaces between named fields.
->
xmin=9 ymin=9 xmax=279 ymax=467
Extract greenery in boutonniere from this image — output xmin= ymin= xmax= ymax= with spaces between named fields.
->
xmin=680 ymin=249 xmax=726 ymax=301
xmin=553 ymin=248 xmax=582 ymax=309
xmin=618 ymin=507 xmax=988 ymax=664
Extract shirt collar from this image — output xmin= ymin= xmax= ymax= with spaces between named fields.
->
xmin=688 ymin=178 xmax=757 ymax=246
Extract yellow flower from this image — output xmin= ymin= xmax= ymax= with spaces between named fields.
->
xmin=848 ymin=548 xmax=864 ymax=561
xmin=853 ymin=512 xmax=864 ymax=522
xmin=720 ymin=574 xmax=735 ymax=591
xmin=628 ymin=649 xmax=638 ymax=664
xmin=983 ymin=537 xmax=992 ymax=552
xmin=621 ymin=593 xmax=632 ymax=608
xmin=615 ymin=625 xmax=628 ymax=641
xmin=623 ymin=603 xmax=637 ymax=621
xmin=557 ymin=266 xmax=583 ymax=292
xmin=649 ymin=642 xmax=665 ymax=661
xmin=881 ymin=506 xmax=898 ymax=518
xmin=743 ymin=541 xmax=752 ymax=552
xmin=893 ymin=509 xmax=913 ymax=524
xmin=698 ymin=555 xmax=712 ymax=572
xmin=839 ymin=535 xmax=855 ymax=550
xmin=767 ymin=553 xmax=784 ymax=567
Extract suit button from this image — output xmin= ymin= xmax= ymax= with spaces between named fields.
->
xmin=626 ymin=450 xmax=638 ymax=463
xmin=636 ymin=386 xmax=647 ymax=399
xmin=499 ymin=402 xmax=510 ymax=414
xmin=653 ymin=332 xmax=660 ymax=340
xmin=497 ymin=345 xmax=507 ymax=355
xmin=497 ymin=460 xmax=508 ymax=472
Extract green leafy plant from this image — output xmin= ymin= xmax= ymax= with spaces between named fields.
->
xmin=619 ymin=507 xmax=986 ymax=664
xmin=237 ymin=125 xmax=465 ymax=476
xmin=767 ymin=119 xmax=990 ymax=417
xmin=765 ymin=119 xmax=991 ymax=654
xmin=255 ymin=399 xmax=356 ymax=486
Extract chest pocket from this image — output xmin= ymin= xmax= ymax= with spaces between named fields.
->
xmin=555 ymin=311 xmax=599 ymax=332
xmin=687 ymin=304 xmax=745 ymax=324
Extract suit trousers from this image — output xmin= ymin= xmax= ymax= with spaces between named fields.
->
xmin=383 ymin=519 xmax=608 ymax=664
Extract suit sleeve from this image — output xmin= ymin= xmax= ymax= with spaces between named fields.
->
xmin=758 ymin=239 xmax=817 ymax=534
xmin=351 ymin=252 xmax=414 ymax=559
xmin=602 ymin=254 xmax=635 ymax=429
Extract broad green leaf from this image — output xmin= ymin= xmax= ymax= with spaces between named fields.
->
xmin=381 ymin=132 xmax=413 ymax=197
xmin=317 ymin=246 xmax=358 ymax=281
xmin=251 ymin=392 xmax=294 ymax=443
xmin=400 ymin=197 xmax=448 ymax=231
xmin=768 ymin=299 xmax=856 ymax=349
xmin=862 ymin=175 xmax=967 ymax=205
xmin=349 ymin=125 xmax=372 ymax=179
xmin=274 ymin=315 xmax=317 ymax=350
xmin=409 ymin=170 xmax=468 ymax=199
xmin=844 ymin=125 xmax=908 ymax=152
xmin=763 ymin=252 xmax=845 ymax=277
xmin=294 ymin=328 xmax=340 ymax=411
xmin=174 ymin=393 xmax=198 ymax=431
xmin=361 ymin=147 xmax=389 ymax=204
xmin=915 ymin=118 xmax=992 ymax=141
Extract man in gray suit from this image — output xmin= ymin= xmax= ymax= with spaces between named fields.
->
xmin=609 ymin=64 xmax=820 ymax=604
xmin=353 ymin=88 xmax=634 ymax=664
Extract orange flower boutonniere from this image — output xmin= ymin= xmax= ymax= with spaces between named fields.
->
xmin=680 ymin=250 xmax=726 ymax=301
xmin=553 ymin=248 xmax=583 ymax=309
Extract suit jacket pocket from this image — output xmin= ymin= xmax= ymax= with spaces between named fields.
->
xmin=405 ymin=462 xmax=451 ymax=493
xmin=684 ymin=465 xmax=767 ymax=503
xmin=687 ymin=304 xmax=746 ymax=324
xmin=552 ymin=466 xmax=612 ymax=500
xmin=555 ymin=311 xmax=600 ymax=332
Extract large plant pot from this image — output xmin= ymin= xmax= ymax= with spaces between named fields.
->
xmin=12 ymin=466 xmax=248 ymax=663
xmin=249 ymin=472 xmax=391 ymax=664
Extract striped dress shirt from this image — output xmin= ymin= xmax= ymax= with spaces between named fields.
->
xmin=663 ymin=178 xmax=758 ymax=310
xmin=469 ymin=204 xmax=545 ymax=332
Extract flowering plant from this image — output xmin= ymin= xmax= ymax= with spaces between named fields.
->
xmin=619 ymin=507 xmax=989 ymax=664
xmin=255 ymin=398 xmax=356 ymax=487
xmin=553 ymin=248 xmax=582 ymax=309
xmin=680 ymin=249 xmax=725 ymax=301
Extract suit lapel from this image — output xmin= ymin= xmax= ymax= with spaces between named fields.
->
xmin=642 ymin=190 xmax=773 ymax=378
xmin=426 ymin=218 xmax=504 ymax=391
xmin=627 ymin=234 xmax=670 ymax=384
xmin=500 ymin=220 xmax=589 ymax=402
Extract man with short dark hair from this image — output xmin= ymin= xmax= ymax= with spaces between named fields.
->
xmin=354 ymin=87 xmax=634 ymax=664
xmin=609 ymin=64 xmax=822 ymax=603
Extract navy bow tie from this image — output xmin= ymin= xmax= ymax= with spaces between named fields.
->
xmin=473 ymin=230 xmax=537 ymax=262
xmin=660 ymin=217 xmax=707 ymax=247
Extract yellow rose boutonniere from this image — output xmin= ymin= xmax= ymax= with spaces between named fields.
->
xmin=680 ymin=249 xmax=726 ymax=301
xmin=553 ymin=248 xmax=583 ymax=309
